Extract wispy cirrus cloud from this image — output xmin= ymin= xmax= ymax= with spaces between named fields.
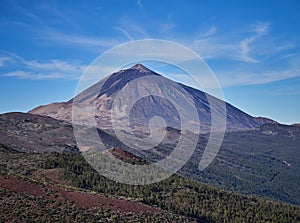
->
xmin=12 ymin=1 xmax=40 ymax=21
xmin=3 ymin=70 xmax=72 ymax=80
xmin=2 ymin=4 xmax=298 ymax=89
xmin=114 ymin=26 xmax=134 ymax=41
xmin=0 ymin=57 xmax=10 ymax=66
xmin=137 ymin=0 xmax=143 ymax=11
xmin=191 ymin=37 xmax=236 ymax=60
xmin=37 ymin=28 xmax=120 ymax=49
xmin=152 ymin=63 xmax=300 ymax=90
xmin=117 ymin=16 xmax=149 ymax=39
xmin=190 ymin=22 xmax=271 ymax=63
xmin=218 ymin=67 xmax=300 ymax=87
xmin=1 ymin=53 xmax=85 ymax=80
xmin=201 ymin=26 xmax=217 ymax=37
xmin=21 ymin=20 xmax=298 ymax=87
xmin=238 ymin=23 xmax=270 ymax=63
xmin=160 ymin=13 xmax=176 ymax=34
xmin=215 ymin=53 xmax=300 ymax=87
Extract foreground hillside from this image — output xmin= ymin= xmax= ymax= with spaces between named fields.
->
xmin=1 ymin=149 xmax=299 ymax=222
xmin=0 ymin=151 xmax=195 ymax=222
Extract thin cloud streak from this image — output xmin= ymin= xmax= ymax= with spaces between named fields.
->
xmin=202 ymin=26 xmax=217 ymax=37
xmin=1 ymin=53 xmax=85 ymax=80
xmin=137 ymin=0 xmax=143 ymax=11
xmin=159 ymin=65 xmax=300 ymax=90
xmin=238 ymin=23 xmax=270 ymax=63
xmin=190 ymin=22 xmax=271 ymax=63
xmin=12 ymin=1 xmax=40 ymax=21
xmin=118 ymin=17 xmax=149 ymax=38
xmin=0 ymin=57 xmax=10 ymax=66
xmin=3 ymin=70 xmax=77 ymax=80
xmin=38 ymin=28 xmax=120 ymax=49
xmin=114 ymin=26 xmax=134 ymax=41
xmin=218 ymin=67 xmax=300 ymax=87
xmin=160 ymin=13 xmax=176 ymax=33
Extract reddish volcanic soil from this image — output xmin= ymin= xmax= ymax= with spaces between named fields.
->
xmin=0 ymin=173 xmax=159 ymax=214
xmin=0 ymin=174 xmax=46 ymax=197
xmin=108 ymin=148 xmax=146 ymax=163
xmin=51 ymin=185 xmax=156 ymax=213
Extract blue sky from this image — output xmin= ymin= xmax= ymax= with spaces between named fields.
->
xmin=0 ymin=0 xmax=299 ymax=124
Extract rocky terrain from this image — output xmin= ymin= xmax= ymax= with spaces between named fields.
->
xmin=0 ymin=112 xmax=77 ymax=153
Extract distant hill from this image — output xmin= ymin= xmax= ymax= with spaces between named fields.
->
xmin=0 ymin=112 xmax=78 ymax=153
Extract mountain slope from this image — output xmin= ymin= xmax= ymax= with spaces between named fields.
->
xmin=1 ymin=146 xmax=299 ymax=222
xmin=1 ymin=112 xmax=299 ymax=206
xmin=29 ymin=64 xmax=275 ymax=132
xmin=180 ymin=123 xmax=300 ymax=205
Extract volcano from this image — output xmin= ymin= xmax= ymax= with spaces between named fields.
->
xmin=29 ymin=64 xmax=276 ymax=132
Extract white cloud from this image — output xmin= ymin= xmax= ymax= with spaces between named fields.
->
xmin=191 ymin=37 xmax=236 ymax=60
xmin=13 ymin=1 xmax=39 ymax=21
xmin=24 ymin=59 xmax=84 ymax=74
xmin=239 ymin=36 xmax=259 ymax=63
xmin=52 ymin=33 xmax=119 ymax=48
xmin=218 ymin=67 xmax=300 ymax=87
xmin=3 ymin=70 xmax=70 ymax=80
xmin=38 ymin=28 xmax=120 ymax=49
xmin=202 ymin=26 xmax=217 ymax=37
xmin=4 ymin=71 xmax=31 ymax=78
xmin=0 ymin=57 xmax=10 ymax=66
xmin=160 ymin=13 xmax=176 ymax=33
xmin=274 ymin=43 xmax=295 ymax=52
xmin=1 ymin=53 xmax=85 ymax=80
xmin=238 ymin=23 xmax=270 ymax=63
xmin=118 ymin=17 xmax=149 ymax=38
xmin=161 ymin=65 xmax=300 ymax=90
xmin=188 ymin=22 xmax=272 ymax=63
xmin=107 ymin=40 xmax=198 ymax=63
xmin=250 ymin=22 xmax=270 ymax=34
xmin=137 ymin=0 xmax=143 ymax=11
xmin=2 ymin=20 xmax=297 ymax=88
xmin=114 ymin=26 xmax=133 ymax=41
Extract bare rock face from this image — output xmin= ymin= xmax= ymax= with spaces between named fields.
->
xmin=30 ymin=64 xmax=275 ymax=132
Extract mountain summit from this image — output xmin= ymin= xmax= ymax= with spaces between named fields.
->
xmin=29 ymin=64 xmax=275 ymax=132
xmin=130 ymin=63 xmax=152 ymax=72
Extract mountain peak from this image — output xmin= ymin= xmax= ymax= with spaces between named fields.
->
xmin=130 ymin=64 xmax=151 ymax=72
xmin=30 ymin=62 xmax=277 ymax=133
